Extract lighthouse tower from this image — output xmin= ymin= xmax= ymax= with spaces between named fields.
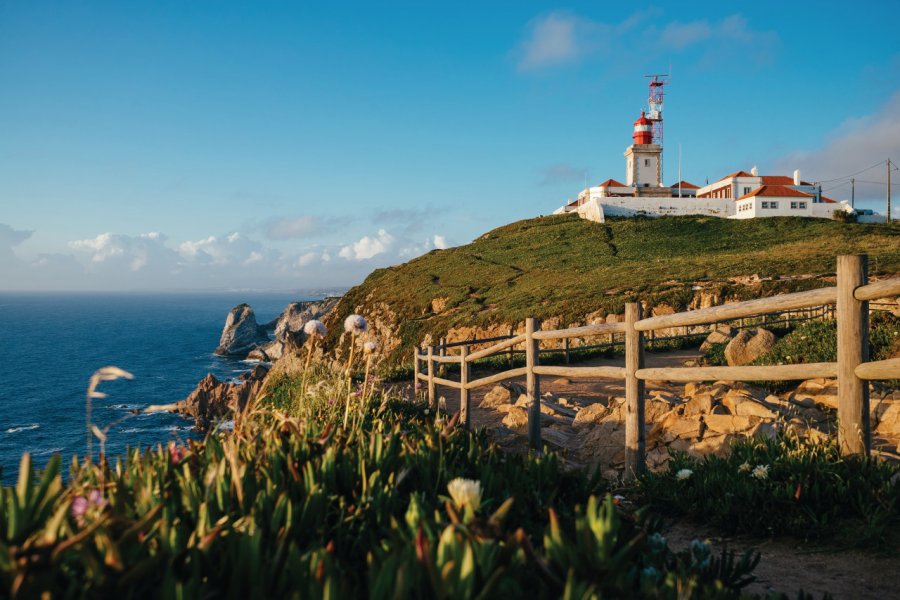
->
xmin=624 ymin=111 xmax=663 ymax=193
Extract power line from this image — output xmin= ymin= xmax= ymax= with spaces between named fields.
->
xmin=813 ymin=160 xmax=886 ymax=184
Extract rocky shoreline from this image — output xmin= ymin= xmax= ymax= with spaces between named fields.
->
xmin=176 ymin=296 xmax=340 ymax=429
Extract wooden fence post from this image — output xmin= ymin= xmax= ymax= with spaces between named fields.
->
xmin=439 ymin=337 xmax=446 ymax=357
xmin=837 ymin=255 xmax=870 ymax=456
xmin=624 ymin=302 xmax=645 ymax=480
xmin=427 ymin=346 xmax=436 ymax=409
xmin=526 ymin=318 xmax=542 ymax=451
xmin=460 ymin=345 xmax=470 ymax=430
xmin=413 ymin=347 xmax=420 ymax=400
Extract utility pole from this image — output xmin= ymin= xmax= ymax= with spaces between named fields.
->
xmin=851 ymin=178 xmax=855 ymax=208
xmin=888 ymin=159 xmax=892 ymax=224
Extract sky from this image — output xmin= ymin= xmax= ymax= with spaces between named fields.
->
xmin=1 ymin=1 xmax=899 ymax=291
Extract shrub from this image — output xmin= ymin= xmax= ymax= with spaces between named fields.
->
xmin=637 ymin=435 xmax=900 ymax=548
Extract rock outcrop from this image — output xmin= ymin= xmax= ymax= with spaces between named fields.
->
xmin=215 ymin=304 xmax=269 ymax=356
xmin=267 ymin=298 xmax=341 ymax=346
xmin=724 ymin=328 xmax=777 ymax=366
xmin=176 ymin=365 xmax=270 ymax=429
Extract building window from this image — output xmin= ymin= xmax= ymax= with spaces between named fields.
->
xmin=761 ymin=201 xmax=769 ymax=209
xmin=790 ymin=201 xmax=797 ymax=209
xmin=799 ymin=202 xmax=807 ymax=209
xmin=744 ymin=187 xmax=752 ymax=195
xmin=770 ymin=201 xmax=778 ymax=209
xmin=644 ymin=159 xmax=650 ymax=166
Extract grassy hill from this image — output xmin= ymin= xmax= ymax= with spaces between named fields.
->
xmin=327 ymin=215 xmax=900 ymax=366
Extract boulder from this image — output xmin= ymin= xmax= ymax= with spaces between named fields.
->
xmin=722 ymin=391 xmax=777 ymax=419
xmin=480 ymin=383 xmax=524 ymax=409
xmin=215 ymin=304 xmax=270 ymax=356
xmin=875 ymin=401 xmax=900 ymax=437
xmin=502 ymin=406 xmax=529 ymax=431
xmin=573 ymin=403 xmax=607 ymax=428
xmin=683 ymin=393 xmax=714 ymax=416
xmin=689 ymin=434 xmax=736 ymax=458
xmin=700 ymin=325 xmax=736 ymax=352
xmin=702 ymin=414 xmax=758 ymax=434
xmin=724 ymin=328 xmax=777 ymax=366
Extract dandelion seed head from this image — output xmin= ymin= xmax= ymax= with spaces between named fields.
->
xmin=344 ymin=314 xmax=368 ymax=335
xmin=303 ymin=319 xmax=327 ymax=338
xmin=751 ymin=464 xmax=770 ymax=480
xmin=363 ymin=341 xmax=378 ymax=354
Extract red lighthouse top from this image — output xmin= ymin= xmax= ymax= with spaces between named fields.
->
xmin=632 ymin=111 xmax=653 ymax=145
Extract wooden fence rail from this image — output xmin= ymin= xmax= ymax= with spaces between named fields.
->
xmin=414 ymin=255 xmax=899 ymax=478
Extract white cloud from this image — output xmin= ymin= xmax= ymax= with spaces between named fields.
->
xmin=296 ymin=251 xmax=319 ymax=267
xmin=515 ymin=11 xmax=777 ymax=72
xmin=398 ymin=234 xmax=451 ymax=258
xmin=772 ymin=90 xmax=900 ymax=208
xmin=517 ymin=12 xmax=587 ymax=71
xmin=339 ymin=229 xmax=395 ymax=261
xmin=433 ymin=235 xmax=448 ymax=250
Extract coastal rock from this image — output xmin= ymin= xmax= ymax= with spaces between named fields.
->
xmin=269 ymin=298 xmax=341 ymax=345
xmin=177 ymin=366 xmax=269 ymax=430
xmin=215 ymin=304 xmax=269 ymax=356
xmin=700 ymin=325 xmax=736 ymax=352
xmin=724 ymin=328 xmax=777 ymax=366
xmin=480 ymin=382 xmax=526 ymax=409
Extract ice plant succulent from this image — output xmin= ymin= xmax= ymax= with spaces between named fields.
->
xmin=447 ymin=478 xmax=482 ymax=512
xmin=751 ymin=464 xmax=770 ymax=480
xmin=675 ymin=468 xmax=693 ymax=481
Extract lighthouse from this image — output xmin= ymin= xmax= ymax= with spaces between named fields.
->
xmin=624 ymin=110 xmax=663 ymax=192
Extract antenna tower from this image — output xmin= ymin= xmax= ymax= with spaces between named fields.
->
xmin=645 ymin=73 xmax=669 ymax=180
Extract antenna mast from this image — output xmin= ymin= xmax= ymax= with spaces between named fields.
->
xmin=645 ymin=72 xmax=670 ymax=182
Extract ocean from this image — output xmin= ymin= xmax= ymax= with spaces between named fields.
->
xmin=0 ymin=292 xmax=314 ymax=485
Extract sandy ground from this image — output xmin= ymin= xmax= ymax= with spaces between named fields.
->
xmin=394 ymin=349 xmax=900 ymax=599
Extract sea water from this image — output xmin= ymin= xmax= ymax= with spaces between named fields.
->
xmin=0 ymin=292 xmax=314 ymax=484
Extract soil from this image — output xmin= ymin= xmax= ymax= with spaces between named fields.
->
xmin=664 ymin=519 xmax=900 ymax=600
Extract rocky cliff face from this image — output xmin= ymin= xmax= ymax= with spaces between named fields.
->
xmin=215 ymin=304 xmax=269 ymax=356
xmin=176 ymin=364 xmax=270 ymax=429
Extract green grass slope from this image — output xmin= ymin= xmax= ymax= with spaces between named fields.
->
xmin=330 ymin=215 xmax=900 ymax=365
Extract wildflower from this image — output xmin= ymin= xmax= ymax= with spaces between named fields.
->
xmin=423 ymin=409 xmax=430 ymax=415
xmin=363 ymin=341 xmax=378 ymax=354
xmin=344 ymin=314 xmax=368 ymax=335
xmin=71 ymin=490 xmax=107 ymax=526
xmin=303 ymin=319 xmax=327 ymax=338
xmin=613 ymin=494 xmax=625 ymax=505
xmin=752 ymin=464 xmax=770 ymax=480
xmin=738 ymin=462 xmax=751 ymax=473
xmin=785 ymin=355 xmax=791 ymax=361
xmin=447 ymin=478 xmax=482 ymax=512
xmin=169 ymin=442 xmax=187 ymax=465
xmin=675 ymin=468 xmax=693 ymax=481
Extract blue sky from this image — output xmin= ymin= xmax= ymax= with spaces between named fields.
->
xmin=2 ymin=1 xmax=899 ymax=291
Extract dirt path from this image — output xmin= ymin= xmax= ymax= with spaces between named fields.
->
xmin=394 ymin=349 xmax=900 ymax=599
xmin=664 ymin=520 xmax=900 ymax=600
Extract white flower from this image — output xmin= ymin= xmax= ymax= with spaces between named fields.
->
xmin=344 ymin=314 xmax=368 ymax=335
xmin=423 ymin=408 xmax=430 ymax=415
xmin=675 ymin=468 xmax=693 ymax=481
xmin=303 ymin=319 xmax=327 ymax=338
xmin=363 ymin=341 xmax=378 ymax=354
xmin=447 ymin=478 xmax=482 ymax=512
xmin=751 ymin=464 xmax=770 ymax=480
xmin=738 ymin=462 xmax=751 ymax=473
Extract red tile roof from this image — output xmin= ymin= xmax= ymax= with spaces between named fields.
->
xmin=820 ymin=195 xmax=838 ymax=204
xmin=597 ymin=178 xmax=627 ymax=187
xmin=669 ymin=180 xmax=699 ymax=189
xmin=760 ymin=175 xmax=794 ymax=185
xmin=716 ymin=170 xmax=755 ymax=182
xmin=737 ymin=185 xmax=814 ymax=200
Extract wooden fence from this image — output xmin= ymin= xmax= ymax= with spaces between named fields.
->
xmin=414 ymin=255 xmax=900 ymax=479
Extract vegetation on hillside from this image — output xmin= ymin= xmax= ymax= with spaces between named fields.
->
xmin=328 ymin=215 xmax=900 ymax=366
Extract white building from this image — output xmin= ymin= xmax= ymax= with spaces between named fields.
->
xmin=555 ymin=111 xmax=855 ymax=223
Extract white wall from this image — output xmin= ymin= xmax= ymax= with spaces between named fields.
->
xmin=728 ymin=197 xmax=854 ymax=219
xmin=598 ymin=196 xmax=732 ymax=217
